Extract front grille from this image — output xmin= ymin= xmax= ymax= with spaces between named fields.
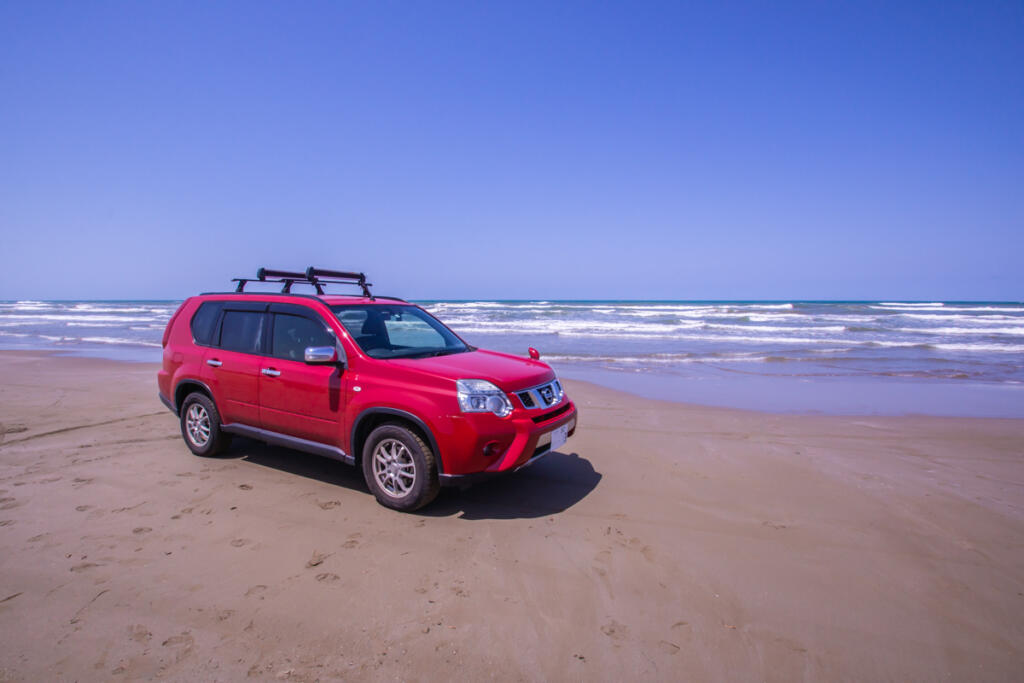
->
xmin=532 ymin=402 xmax=571 ymax=424
xmin=517 ymin=379 xmax=564 ymax=410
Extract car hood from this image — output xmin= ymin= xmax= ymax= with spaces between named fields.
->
xmin=388 ymin=349 xmax=554 ymax=392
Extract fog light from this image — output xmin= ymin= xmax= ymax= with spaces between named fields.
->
xmin=483 ymin=441 xmax=501 ymax=458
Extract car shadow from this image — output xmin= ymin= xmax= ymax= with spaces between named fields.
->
xmin=225 ymin=439 xmax=600 ymax=520
xmin=422 ymin=451 xmax=601 ymax=520
xmin=229 ymin=437 xmax=369 ymax=492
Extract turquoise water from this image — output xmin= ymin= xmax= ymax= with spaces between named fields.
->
xmin=2 ymin=299 xmax=1023 ymax=417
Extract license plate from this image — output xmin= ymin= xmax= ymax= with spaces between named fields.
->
xmin=549 ymin=424 xmax=568 ymax=451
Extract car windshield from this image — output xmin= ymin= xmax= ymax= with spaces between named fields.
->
xmin=330 ymin=304 xmax=470 ymax=360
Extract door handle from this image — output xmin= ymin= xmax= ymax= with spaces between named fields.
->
xmin=262 ymin=368 xmax=281 ymax=377
xmin=206 ymin=359 xmax=222 ymax=367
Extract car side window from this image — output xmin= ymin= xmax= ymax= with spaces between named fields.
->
xmin=190 ymin=302 xmax=223 ymax=345
xmin=219 ymin=311 xmax=264 ymax=354
xmin=272 ymin=314 xmax=334 ymax=361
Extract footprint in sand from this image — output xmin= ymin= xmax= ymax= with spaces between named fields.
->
xmin=658 ymin=640 xmax=680 ymax=655
xmin=70 ymin=562 xmax=101 ymax=572
xmin=0 ymin=423 xmax=28 ymax=440
xmin=245 ymin=585 xmax=267 ymax=598
xmin=230 ymin=538 xmax=250 ymax=548
xmin=238 ymin=484 xmax=253 ymax=491
xmin=216 ymin=609 xmax=235 ymax=621
xmin=129 ymin=624 xmax=152 ymax=643
xmin=600 ymin=619 xmax=628 ymax=641
xmin=75 ymin=505 xmax=92 ymax=512
xmin=341 ymin=532 xmax=361 ymax=549
xmin=132 ymin=527 xmax=152 ymax=535
xmin=306 ymin=551 xmax=329 ymax=568
xmin=0 ymin=497 xmax=18 ymax=511
xmin=318 ymin=500 xmax=341 ymax=510
xmin=161 ymin=631 xmax=195 ymax=664
xmin=0 ymin=520 xmax=14 ymax=527
xmin=316 ymin=573 xmax=340 ymax=583
xmin=72 ymin=477 xmax=93 ymax=486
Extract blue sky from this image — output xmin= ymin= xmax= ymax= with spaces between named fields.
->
xmin=1 ymin=1 xmax=1021 ymax=300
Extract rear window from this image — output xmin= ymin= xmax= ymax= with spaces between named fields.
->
xmin=219 ymin=311 xmax=264 ymax=354
xmin=190 ymin=301 xmax=223 ymax=345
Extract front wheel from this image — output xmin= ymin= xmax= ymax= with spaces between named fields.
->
xmin=362 ymin=423 xmax=440 ymax=511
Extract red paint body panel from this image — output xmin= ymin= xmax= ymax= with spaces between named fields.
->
xmin=259 ymin=357 xmax=346 ymax=445
xmin=202 ymin=347 xmax=261 ymax=425
xmin=158 ymin=292 xmax=578 ymax=480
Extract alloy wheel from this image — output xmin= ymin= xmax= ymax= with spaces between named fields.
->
xmin=372 ymin=438 xmax=417 ymax=498
xmin=185 ymin=403 xmax=211 ymax=447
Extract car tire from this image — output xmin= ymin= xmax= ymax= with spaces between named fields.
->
xmin=362 ymin=422 xmax=440 ymax=512
xmin=179 ymin=392 xmax=232 ymax=457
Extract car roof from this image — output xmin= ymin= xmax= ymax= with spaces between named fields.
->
xmin=196 ymin=292 xmax=411 ymax=307
xmin=320 ymin=296 xmax=410 ymax=306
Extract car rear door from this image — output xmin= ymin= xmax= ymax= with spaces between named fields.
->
xmin=258 ymin=304 xmax=346 ymax=445
xmin=200 ymin=302 xmax=268 ymax=427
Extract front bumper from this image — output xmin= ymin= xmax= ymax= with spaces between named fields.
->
xmin=438 ymin=400 xmax=578 ymax=487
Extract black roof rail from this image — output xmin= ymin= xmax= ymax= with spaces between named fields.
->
xmin=305 ymin=267 xmax=373 ymax=298
xmin=232 ymin=266 xmax=375 ymax=298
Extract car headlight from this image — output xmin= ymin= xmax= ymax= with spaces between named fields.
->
xmin=456 ymin=379 xmax=513 ymax=417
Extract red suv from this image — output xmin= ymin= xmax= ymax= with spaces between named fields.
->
xmin=157 ymin=268 xmax=578 ymax=511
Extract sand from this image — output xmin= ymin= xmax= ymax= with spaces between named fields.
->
xmin=1 ymin=350 xmax=1022 ymax=681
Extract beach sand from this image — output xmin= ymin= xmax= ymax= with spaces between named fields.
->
xmin=1 ymin=350 xmax=1022 ymax=681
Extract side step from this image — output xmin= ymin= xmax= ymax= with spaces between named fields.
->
xmin=221 ymin=423 xmax=355 ymax=465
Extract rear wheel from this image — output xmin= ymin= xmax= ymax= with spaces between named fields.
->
xmin=179 ymin=392 xmax=232 ymax=457
xmin=362 ymin=423 xmax=440 ymax=511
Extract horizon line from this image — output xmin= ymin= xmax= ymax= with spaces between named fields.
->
xmin=3 ymin=298 xmax=1023 ymax=305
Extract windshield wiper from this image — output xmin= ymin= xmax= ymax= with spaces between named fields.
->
xmin=386 ymin=347 xmax=468 ymax=360
xmin=429 ymin=347 xmax=468 ymax=357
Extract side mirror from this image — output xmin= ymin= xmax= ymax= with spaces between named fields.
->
xmin=305 ymin=346 xmax=341 ymax=365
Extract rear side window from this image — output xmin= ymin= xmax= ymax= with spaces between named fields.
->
xmin=219 ymin=311 xmax=264 ymax=354
xmin=190 ymin=302 xmax=223 ymax=345
xmin=272 ymin=314 xmax=334 ymax=361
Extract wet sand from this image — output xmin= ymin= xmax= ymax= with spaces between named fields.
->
xmin=0 ymin=350 xmax=1022 ymax=681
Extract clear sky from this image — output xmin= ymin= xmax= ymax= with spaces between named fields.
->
xmin=1 ymin=1 xmax=1021 ymax=301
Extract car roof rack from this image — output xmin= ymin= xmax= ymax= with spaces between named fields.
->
xmin=232 ymin=267 xmax=375 ymax=298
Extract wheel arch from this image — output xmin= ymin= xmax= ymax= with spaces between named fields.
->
xmin=174 ymin=379 xmax=215 ymax=414
xmin=351 ymin=408 xmax=444 ymax=474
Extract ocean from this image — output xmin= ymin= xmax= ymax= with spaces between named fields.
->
xmin=2 ymin=299 xmax=1022 ymax=417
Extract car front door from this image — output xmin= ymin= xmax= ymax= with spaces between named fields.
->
xmin=200 ymin=303 xmax=267 ymax=427
xmin=258 ymin=304 xmax=346 ymax=446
